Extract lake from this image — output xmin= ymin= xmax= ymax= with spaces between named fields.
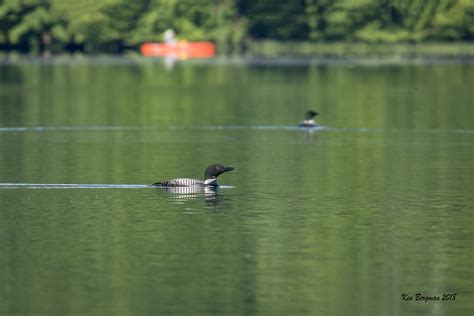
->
xmin=0 ymin=57 xmax=473 ymax=315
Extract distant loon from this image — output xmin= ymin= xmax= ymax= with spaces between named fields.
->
xmin=299 ymin=110 xmax=319 ymax=127
xmin=151 ymin=164 xmax=235 ymax=187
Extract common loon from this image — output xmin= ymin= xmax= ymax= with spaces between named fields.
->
xmin=151 ymin=164 xmax=235 ymax=187
xmin=299 ymin=110 xmax=319 ymax=127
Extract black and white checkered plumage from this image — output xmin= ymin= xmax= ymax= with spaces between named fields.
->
xmin=151 ymin=164 xmax=235 ymax=188
xmin=154 ymin=178 xmax=204 ymax=187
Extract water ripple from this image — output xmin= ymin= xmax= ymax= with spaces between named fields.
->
xmin=0 ymin=126 xmax=141 ymax=132
xmin=0 ymin=183 xmax=150 ymax=189
xmin=0 ymin=125 xmax=472 ymax=134
xmin=0 ymin=183 xmax=236 ymax=190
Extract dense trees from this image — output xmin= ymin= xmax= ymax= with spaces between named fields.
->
xmin=0 ymin=0 xmax=473 ymax=53
xmin=240 ymin=0 xmax=474 ymax=42
xmin=0 ymin=0 xmax=67 ymax=52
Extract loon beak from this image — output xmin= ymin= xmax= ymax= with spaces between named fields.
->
xmin=224 ymin=166 xmax=235 ymax=172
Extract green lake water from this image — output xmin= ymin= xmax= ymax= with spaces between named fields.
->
xmin=0 ymin=59 xmax=473 ymax=315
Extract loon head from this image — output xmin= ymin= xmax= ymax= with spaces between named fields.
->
xmin=304 ymin=110 xmax=318 ymax=120
xmin=204 ymin=164 xmax=235 ymax=185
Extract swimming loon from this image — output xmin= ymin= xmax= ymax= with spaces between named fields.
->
xmin=299 ymin=110 xmax=319 ymax=127
xmin=151 ymin=164 xmax=235 ymax=187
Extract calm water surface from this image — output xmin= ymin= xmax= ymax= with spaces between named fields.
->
xmin=0 ymin=58 xmax=473 ymax=315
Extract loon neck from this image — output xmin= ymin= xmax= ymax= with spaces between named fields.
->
xmin=204 ymin=178 xmax=218 ymax=186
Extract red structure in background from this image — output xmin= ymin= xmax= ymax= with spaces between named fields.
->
xmin=140 ymin=41 xmax=216 ymax=59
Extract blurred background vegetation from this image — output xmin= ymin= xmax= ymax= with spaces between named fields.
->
xmin=0 ymin=0 xmax=473 ymax=55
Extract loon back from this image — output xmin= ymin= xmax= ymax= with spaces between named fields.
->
xmin=152 ymin=178 xmax=204 ymax=187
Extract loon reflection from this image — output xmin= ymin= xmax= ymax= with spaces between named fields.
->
xmin=161 ymin=186 xmax=217 ymax=194
xmin=161 ymin=185 xmax=223 ymax=207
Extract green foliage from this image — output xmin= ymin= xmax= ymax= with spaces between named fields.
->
xmin=238 ymin=0 xmax=474 ymax=43
xmin=432 ymin=0 xmax=474 ymax=40
xmin=0 ymin=0 xmax=67 ymax=52
xmin=238 ymin=0 xmax=311 ymax=40
xmin=51 ymin=0 xmax=121 ymax=52
xmin=0 ymin=0 xmax=472 ymax=53
xmin=103 ymin=0 xmax=241 ymax=42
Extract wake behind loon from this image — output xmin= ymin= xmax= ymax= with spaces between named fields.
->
xmin=299 ymin=110 xmax=319 ymax=128
xmin=151 ymin=164 xmax=235 ymax=187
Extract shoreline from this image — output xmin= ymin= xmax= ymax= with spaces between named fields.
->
xmin=243 ymin=41 xmax=474 ymax=58
xmin=1 ymin=55 xmax=473 ymax=66
xmin=1 ymin=42 xmax=474 ymax=66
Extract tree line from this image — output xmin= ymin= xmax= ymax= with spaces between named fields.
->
xmin=1 ymin=0 xmax=473 ymax=54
